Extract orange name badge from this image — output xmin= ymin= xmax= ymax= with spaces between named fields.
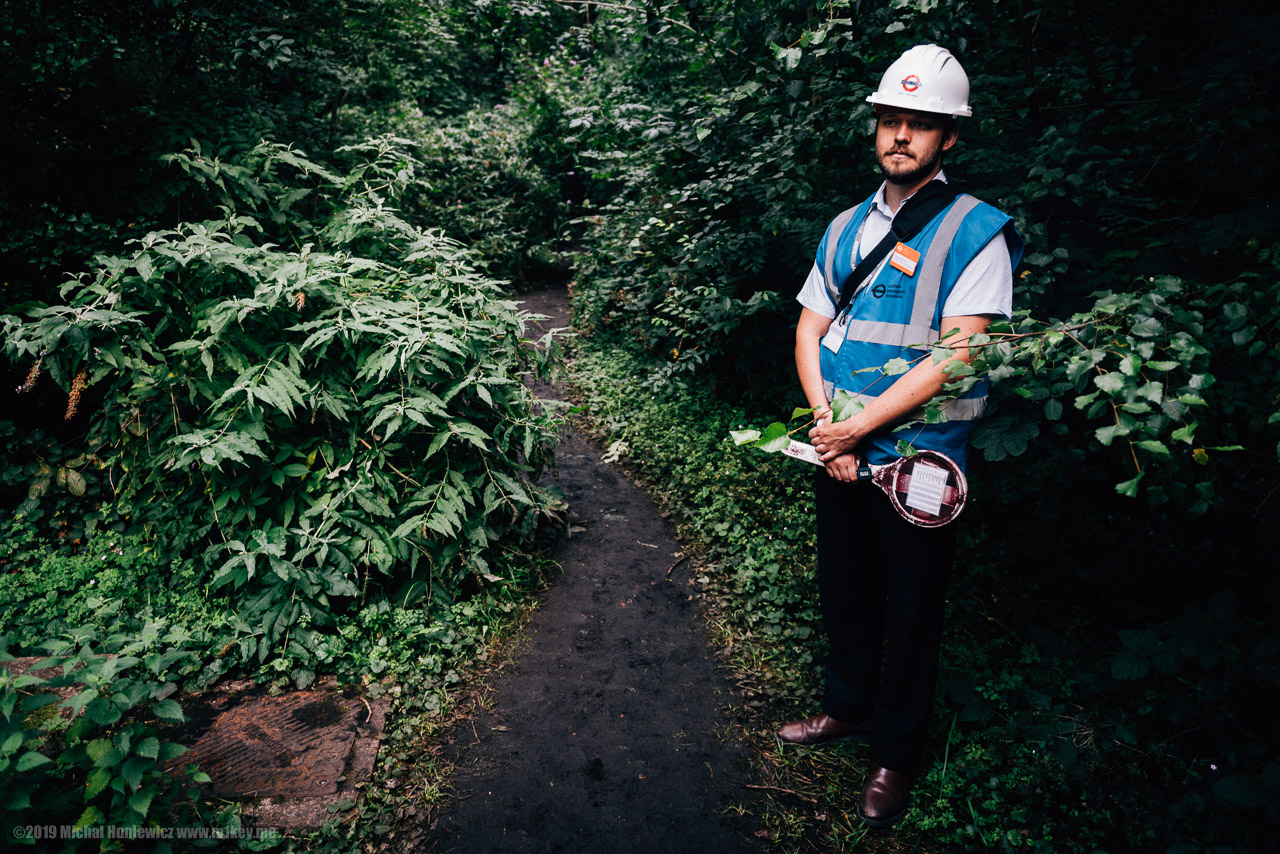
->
xmin=889 ymin=242 xmax=921 ymax=276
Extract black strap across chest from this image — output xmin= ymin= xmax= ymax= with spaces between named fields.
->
xmin=834 ymin=180 xmax=962 ymax=315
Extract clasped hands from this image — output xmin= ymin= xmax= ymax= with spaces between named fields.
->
xmin=809 ymin=406 xmax=864 ymax=483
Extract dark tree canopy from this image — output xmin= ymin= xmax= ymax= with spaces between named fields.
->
xmin=1 ymin=1 xmax=1278 ymax=849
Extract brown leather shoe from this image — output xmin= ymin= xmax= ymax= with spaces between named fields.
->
xmin=857 ymin=766 xmax=912 ymax=827
xmin=776 ymin=713 xmax=870 ymax=746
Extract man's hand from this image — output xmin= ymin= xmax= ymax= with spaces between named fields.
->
xmin=823 ymin=451 xmax=863 ymax=483
xmin=810 ymin=414 xmax=865 ymax=482
xmin=810 ymin=415 xmax=863 ymax=462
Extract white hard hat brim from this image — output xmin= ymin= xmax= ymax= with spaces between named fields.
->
xmin=866 ymin=91 xmax=973 ymax=118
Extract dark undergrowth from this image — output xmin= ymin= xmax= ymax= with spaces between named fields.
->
xmin=565 ymin=345 xmax=1280 ymax=853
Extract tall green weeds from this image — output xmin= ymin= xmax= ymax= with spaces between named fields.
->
xmin=3 ymin=138 xmax=565 ymax=682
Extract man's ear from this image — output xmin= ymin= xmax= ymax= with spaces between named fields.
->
xmin=942 ymin=123 xmax=959 ymax=152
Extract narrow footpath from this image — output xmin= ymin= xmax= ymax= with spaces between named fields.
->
xmin=423 ymin=287 xmax=762 ymax=853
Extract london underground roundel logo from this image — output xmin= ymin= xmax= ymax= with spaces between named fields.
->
xmin=901 ymin=74 xmax=921 ymax=92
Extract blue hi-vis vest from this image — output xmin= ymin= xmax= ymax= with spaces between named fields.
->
xmin=815 ymin=192 xmax=1024 ymax=471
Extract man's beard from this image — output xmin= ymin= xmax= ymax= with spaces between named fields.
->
xmin=878 ymin=144 xmax=943 ymax=186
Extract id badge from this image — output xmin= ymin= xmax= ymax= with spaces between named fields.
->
xmin=889 ymin=242 xmax=921 ymax=276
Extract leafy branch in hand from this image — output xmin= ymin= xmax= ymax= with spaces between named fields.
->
xmin=731 ymin=275 xmax=1255 ymax=509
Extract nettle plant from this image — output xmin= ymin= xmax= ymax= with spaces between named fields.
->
xmin=1 ymin=608 xmax=209 ymax=844
xmin=2 ymin=139 xmax=566 ymax=684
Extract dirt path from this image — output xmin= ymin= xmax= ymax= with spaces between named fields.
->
xmin=423 ymin=287 xmax=762 ymax=853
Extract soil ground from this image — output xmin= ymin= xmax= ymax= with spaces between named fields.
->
xmin=422 ymin=287 xmax=763 ymax=852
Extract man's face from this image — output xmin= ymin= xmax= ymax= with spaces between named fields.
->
xmin=874 ymin=109 xmax=958 ymax=186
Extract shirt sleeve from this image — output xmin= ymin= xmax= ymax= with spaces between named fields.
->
xmin=940 ymin=230 xmax=1014 ymax=320
xmin=796 ymin=262 xmax=837 ymax=319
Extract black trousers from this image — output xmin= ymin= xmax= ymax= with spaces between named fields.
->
xmin=814 ymin=467 xmax=957 ymax=775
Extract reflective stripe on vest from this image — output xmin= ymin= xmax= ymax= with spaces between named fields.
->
xmin=822 ymin=204 xmax=863 ymax=303
xmin=824 ymin=195 xmax=981 ymax=347
xmin=813 ymin=192 xmax=1022 ymax=471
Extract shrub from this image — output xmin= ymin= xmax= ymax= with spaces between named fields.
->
xmin=1 ymin=138 xmax=566 ymax=687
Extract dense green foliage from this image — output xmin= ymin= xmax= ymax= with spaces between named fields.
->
xmin=0 ymin=0 xmax=572 ymax=302
xmin=2 ymin=608 xmax=222 ymax=847
xmin=3 ymin=137 xmax=564 ymax=677
xmin=523 ymin=2 xmax=1279 ymax=850
xmin=3 ymin=0 xmax=1278 ymax=850
xmin=0 ymin=527 xmax=216 ymax=651
xmin=503 ymin=0 xmax=1280 ymax=511
xmin=1 ymin=1 xmax=574 ymax=846
xmin=569 ymin=347 xmax=1280 ymax=852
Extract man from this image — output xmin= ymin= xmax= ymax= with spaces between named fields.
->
xmin=780 ymin=44 xmax=1024 ymax=828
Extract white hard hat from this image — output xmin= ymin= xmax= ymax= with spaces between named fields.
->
xmin=866 ymin=44 xmax=972 ymax=118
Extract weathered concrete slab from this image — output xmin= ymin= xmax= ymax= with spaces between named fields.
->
xmin=3 ymin=659 xmax=389 ymax=826
xmin=168 ymin=681 xmax=390 ymax=828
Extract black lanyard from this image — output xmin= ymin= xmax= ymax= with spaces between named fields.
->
xmin=835 ymin=180 xmax=961 ymax=315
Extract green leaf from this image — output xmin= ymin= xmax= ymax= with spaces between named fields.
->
xmin=1115 ymin=471 xmax=1144 ymax=497
xmin=86 ymin=738 xmax=113 ymax=762
xmin=293 ymin=667 xmax=316 ymax=690
xmin=85 ymin=766 xmax=113 ymax=800
xmin=75 ymin=805 xmax=103 ymax=831
xmin=66 ymin=469 xmax=87 ymax=496
xmin=1073 ymin=390 xmax=1100 ymax=410
xmin=121 ymin=755 xmax=149 ymax=792
xmin=135 ymin=736 xmax=160 ymax=759
xmin=829 ymin=391 xmax=865 ymax=422
xmin=1094 ymin=373 xmax=1126 ymax=395
xmin=449 ymin=421 xmax=491 ymax=449
xmin=1130 ymin=316 xmax=1164 ymax=338
xmin=755 ymin=422 xmax=790 ymax=453
xmin=87 ymin=696 xmax=122 ymax=725
xmin=158 ymin=742 xmax=188 ymax=762
xmin=729 ymin=429 xmax=761 ymax=446
xmin=1231 ymin=324 xmax=1258 ymax=346
xmin=1171 ymin=422 xmax=1197 ymax=444
xmin=970 ymin=416 xmax=1039 ymax=461
xmin=152 ymin=699 xmax=184 ymax=723
xmin=95 ymin=747 xmax=125 ymax=769
xmin=64 ymin=688 xmax=99 ymax=716
xmin=128 ymin=787 xmax=155 ymax=818
xmin=1135 ymin=440 xmax=1170 ymax=458
xmin=15 ymin=751 xmax=51 ymax=772
xmin=1094 ymin=423 xmax=1129 ymax=447
xmin=882 ymin=357 xmax=912 ymax=376
xmin=1111 ymin=649 xmax=1151 ymax=680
